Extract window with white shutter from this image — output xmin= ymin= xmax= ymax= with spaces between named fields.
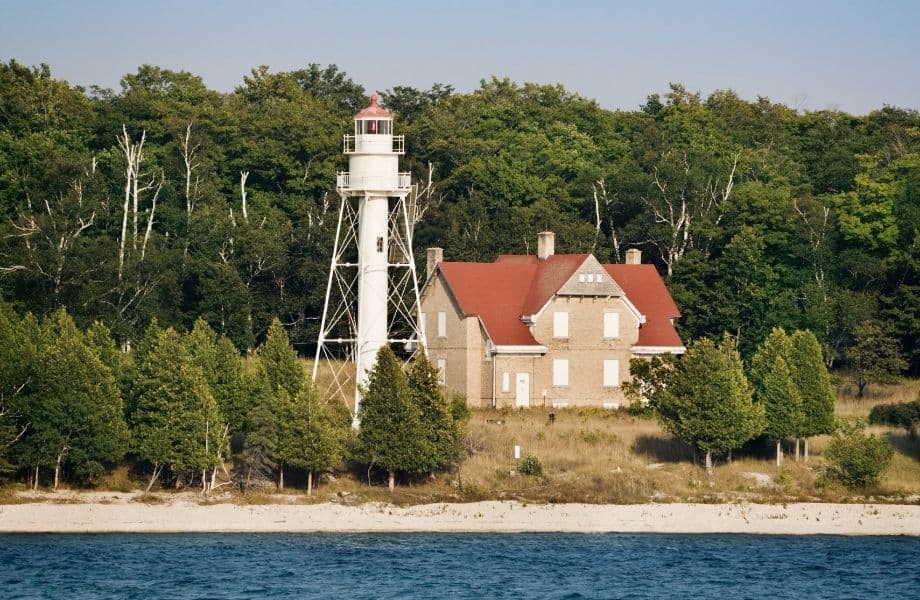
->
xmin=553 ymin=359 xmax=569 ymax=387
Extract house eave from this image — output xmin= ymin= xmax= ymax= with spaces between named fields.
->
xmin=492 ymin=344 xmax=548 ymax=355
xmin=632 ymin=345 xmax=686 ymax=355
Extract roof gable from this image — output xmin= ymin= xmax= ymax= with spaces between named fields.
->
xmin=558 ymin=255 xmax=624 ymax=297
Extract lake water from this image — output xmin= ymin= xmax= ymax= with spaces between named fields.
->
xmin=1 ymin=533 xmax=918 ymax=598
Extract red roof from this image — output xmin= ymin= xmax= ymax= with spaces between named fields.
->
xmin=355 ymin=94 xmax=392 ymax=119
xmin=436 ymin=254 xmax=684 ymax=349
xmin=605 ymin=264 xmax=683 ymax=348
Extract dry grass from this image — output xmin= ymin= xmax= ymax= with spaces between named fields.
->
xmin=3 ymin=380 xmax=917 ymax=506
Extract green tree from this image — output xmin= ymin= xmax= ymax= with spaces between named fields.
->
xmin=788 ymin=329 xmax=836 ymax=458
xmin=847 ymin=320 xmax=907 ymax=398
xmin=0 ymin=303 xmax=30 ymax=474
xmin=650 ymin=335 xmax=764 ymax=474
xmin=407 ymin=351 xmax=454 ymax=474
xmin=356 ymin=346 xmax=427 ymax=490
xmin=130 ymin=327 xmax=223 ymax=492
xmin=184 ymin=318 xmax=253 ymax=434
xmin=280 ymin=383 xmax=344 ymax=495
xmin=256 ymin=318 xmax=304 ymax=397
xmin=14 ymin=309 xmax=128 ymax=488
xmin=750 ymin=328 xmax=802 ymax=465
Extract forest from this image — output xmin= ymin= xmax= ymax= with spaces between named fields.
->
xmin=0 ymin=59 xmax=916 ymax=375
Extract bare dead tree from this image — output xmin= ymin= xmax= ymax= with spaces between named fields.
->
xmin=5 ymin=178 xmax=97 ymax=302
xmin=592 ymin=180 xmax=623 ymax=262
xmin=406 ymin=162 xmax=438 ymax=228
xmin=642 ymin=151 xmax=740 ymax=275
xmin=180 ymin=123 xmax=201 ymax=215
xmin=239 ymin=171 xmax=249 ymax=223
xmin=140 ymin=172 xmax=165 ymax=261
xmin=115 ymin=126 xmax=148 ymax=278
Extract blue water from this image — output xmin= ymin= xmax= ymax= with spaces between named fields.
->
xmin=1 ymin=533 xmax=918 ymax=599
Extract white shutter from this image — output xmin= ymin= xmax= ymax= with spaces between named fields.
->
xmin=604 ymin=312 xmax=620 ymax=338
xmin=604 ymin=359 xmax=620 ymax=387
xmin=502 ymin=372 xmax=510 ymax=392
xmin=419 ymin=313 xmax=427 ymax=340
xmin=553 ymin=312 xmax=569 ymax=338
xmin=438 ymin=311 xmax=447 ymax=338
xmin=553 ymin=359 xmax=569 ymax=386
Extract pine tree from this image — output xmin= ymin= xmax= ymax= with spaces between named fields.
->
xmin=750 ymin=328 xmax=802 ymax=465
xmin=257 ymin=318 xmax=304 ymax=397
xmin=15 ymin=309 xmax=128 ymax=488
xmin=250 ymin=318 xmax=305 ymax=489
xmin=846 ymin=320 xmax=907 ymax=399
xmin=356 ymin=346 xmax=426 ymax=490
xmin=281 ymin=382 xmax=343 ymax=495
xmin=652 ymin=335 xmax=764 ymax=475
xmin=407 ymin=351 xmax=453 ymax=474
xmin=184 ymin=318 xmax=252 ymax=435
xmin=131 ymin=327 xmax=223 ymax=492
xmin=789 ymin=329 xmax=836 ymax=459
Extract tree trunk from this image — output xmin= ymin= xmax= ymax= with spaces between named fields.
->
xmin=201 ymin=469 xmax=207 ymax=494
xmin=803 ymin=439 xmax=810 ymax=462
xmin=388 ymin=469 xmax=395 ymax=491
xmin=726 ymin=450 xmax=733 ymax=464
xmin=776 ymin=440 xmax=783 ymax=466
xmin=145 ymin=463 xmax=161 ymax=493
xmin=33 ymin=466 xmax=39 ymax=490
xmin=279 ymin=465 xmax=284 ymax=491
xmin=54 ymin=452 xmax=63 ymax=490
xmin=704 ymin=451 xmax=713 ymax=476
xmin=794 ymin=438 xmax=801 ymax=461
xmin=307 ymin=471 xmax=313 ymax=497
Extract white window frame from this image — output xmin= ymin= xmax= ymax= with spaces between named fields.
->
xmin=553 ymin=311 xmax=569 ymax=338
xmin=436 ymin=358 xmax=447 ymax=385
xmin=552 ymin=358 xmax=569 ymax=387
xmin=603 ymin=359 xmax=620 ymax=388
xmin=437 ymin=311 xmax=447 ymax=338
xmin=502 ymin=372 xmax=510 ymax=392
xmin=604 ymin=312 xmax=620 ymax=339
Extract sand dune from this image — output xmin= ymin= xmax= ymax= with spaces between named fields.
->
xmin=1 ymin=493 xmax=918 ymax=535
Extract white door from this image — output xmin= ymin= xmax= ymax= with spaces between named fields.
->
xmin=515 ymin=372 xmax=530 ymax=408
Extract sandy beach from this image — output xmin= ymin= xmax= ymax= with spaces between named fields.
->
xmin=1 ymin=493 xmax=918 ymax=535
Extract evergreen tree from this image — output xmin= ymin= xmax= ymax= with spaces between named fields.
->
xmin=256 ymin=318 xmax=304 ymax=398
xmin=651 ymin=335 xmax=765 ymax=474
xmin=750 ymin=328 xmax=802 ymax=465
xmin=184 ymin=318 xmax=252 ymax=434
xmin=280 ymin=383 xmax=343 ymax=495
xmin=130 ymin=327 xmax=223 ymax=492
xmin=14 ymin=309 xmax=128 ymax=488
xmin=250 ymin=318 xmax=305 ymax=489
xmin=789 ymin=329 xmax=837 ymax=459
xmin=356 ymin=346 xmax=426 ymax=490
xmin=407 ymin=351 xmax=454 ymax=474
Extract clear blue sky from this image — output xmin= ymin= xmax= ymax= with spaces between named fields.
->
xmin=1 ymin=0 xmax=918 ymax=114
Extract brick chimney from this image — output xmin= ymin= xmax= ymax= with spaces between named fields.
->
xmin=426 ymin=247 xmax=443 ymax=278
xmin=537 ymin=232 xmax=555 ymax=260
xmin=625 ymin=248 xmax=642 ymax=265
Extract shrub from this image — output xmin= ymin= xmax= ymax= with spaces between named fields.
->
xmin=518 ymin=454 xmax=544 ymax=477
xmin=868 ymin=400 xmax=920 ymax=435
xmin=825 ymin=432 xmax=894 ymax=488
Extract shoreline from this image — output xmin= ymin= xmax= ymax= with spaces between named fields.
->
xmin=1 ymin=495 xmax=918 ymax=535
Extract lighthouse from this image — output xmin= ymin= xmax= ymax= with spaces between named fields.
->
xmin=313 ymin=95 xmax=424 ymax=426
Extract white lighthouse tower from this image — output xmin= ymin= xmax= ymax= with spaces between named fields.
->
xmin=313 ymin=95 xmax=425 ymax=426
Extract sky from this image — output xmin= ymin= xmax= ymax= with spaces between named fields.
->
xmin=1 ymin=0 xmax=918 ymax=114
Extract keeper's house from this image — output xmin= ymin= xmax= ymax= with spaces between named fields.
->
xmin=419 ymin=232 xmax=685 ymax=408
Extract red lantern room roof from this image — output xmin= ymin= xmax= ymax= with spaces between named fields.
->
xmin=355 ymin=94 xmax=392 ymax=119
